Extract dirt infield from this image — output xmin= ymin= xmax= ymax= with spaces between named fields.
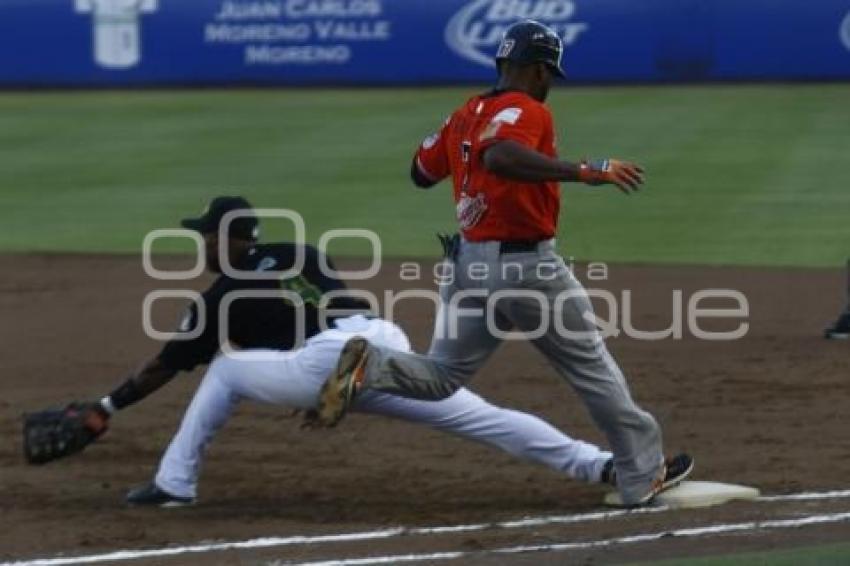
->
xmin=1 ymin=254 xmax=849 ymax=564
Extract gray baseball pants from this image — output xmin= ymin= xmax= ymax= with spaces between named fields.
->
xmin=361 ymin=238 xmax=664 ymax=505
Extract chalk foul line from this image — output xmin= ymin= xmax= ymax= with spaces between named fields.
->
xmin=4 ymin=488 xmax=850 ymax=566
xmin=278 ymin=511 xmax=850 ymax=566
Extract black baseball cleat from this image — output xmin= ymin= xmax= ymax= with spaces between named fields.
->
xmin=603 ymin=453 xmax=694 ymax=506
xmin=600 ymin=457 xmax=616 ymax=487
xmin=824 ymin=312 xmax=850 ymax=340
xmin=126 ymin=482 xmax=194 ymax=508
xmin=313 ymin=337 xmax=370 ymax=427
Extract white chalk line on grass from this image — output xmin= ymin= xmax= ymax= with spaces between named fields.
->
xmin=276 ymin=511 xmax=850 ymax=566
xmin=3 ymin=488 xmax=850 ymax=566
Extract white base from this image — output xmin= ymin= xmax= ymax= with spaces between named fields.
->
xmin=604 ymin=481 xmax=761 ymax=509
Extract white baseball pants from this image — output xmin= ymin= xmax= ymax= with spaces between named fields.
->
xmin=155 ymin=315 xmax=611 ymax=499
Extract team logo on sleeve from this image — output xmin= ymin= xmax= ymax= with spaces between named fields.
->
xmin=492 ymin=107 xmax=522 ymax=125
xmin=479 ymin=107 xmax=523 ymax=141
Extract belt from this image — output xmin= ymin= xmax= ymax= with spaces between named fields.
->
xmin=499 ymin=240 xmax=543 ymax=254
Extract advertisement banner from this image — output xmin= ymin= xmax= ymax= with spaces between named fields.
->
xmin=0 ymin=0 xmax=849 ymax=86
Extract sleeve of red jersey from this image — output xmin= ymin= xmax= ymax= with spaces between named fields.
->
xmin=478 ymin=101 xmax=547 ymax=150
xmin=413 ymin=117 xmax=451 ymax=184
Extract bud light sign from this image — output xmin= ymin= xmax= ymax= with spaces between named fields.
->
xmin=445 ymin=0 xmax=587 ymax=68
xmin=0 ymin=0 xmax=848 ymax=86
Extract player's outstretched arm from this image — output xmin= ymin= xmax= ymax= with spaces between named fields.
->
xmin=482 ymin=140 xmax=644 ymax=193
xmin=22 ymin=356 xmax=179 ymax=465
xmin=99 ymin=284 xmax=222 ymax=417
xmin=98 ymin=286 xmax=222 ymax=418
xmin=23 ymin=294 xmax=213 ymax=465
xmin=99 ymin=355 xmax=180 ymax=415
xmin=483 ymin=140 xmax=579 ymax=181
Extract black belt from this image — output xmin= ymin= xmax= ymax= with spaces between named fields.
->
xmin=499 ymin=240 xmax=543 ymax=254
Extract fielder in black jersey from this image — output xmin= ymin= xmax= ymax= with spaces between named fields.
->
xmin=106 ymin=196 xmax=370 ymax=412
xmin=159 ymin=242 xmax=370 ymax=372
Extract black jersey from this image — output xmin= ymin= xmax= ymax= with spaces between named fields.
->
xmin=159 ymin=243 xmax=370 ymax=372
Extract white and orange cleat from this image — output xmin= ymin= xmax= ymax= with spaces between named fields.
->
xmin=310 ymin=337 xmax=370 ymax=428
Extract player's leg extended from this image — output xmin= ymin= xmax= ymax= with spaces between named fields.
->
xmin=316 ymin=251 xmax=506 ymax=426
xmin=153 ymin=347 xmax=335 ymax=499
xmin=311 ymin=313 xmax=466 ymax=402
xmin=499 ymin=248 xmax=665 ymax=505
xmin=353 ymin=315 xmax=611 ymax=482
xmin=355 ymin=388 xmax=611 ymax=483
xmin=154 ymin=358 xmax=242 ymax=499
xmin=355 ymin=283 xmax=502 ymax=400
xmin=154 ymin=315 xmax=418 ymax=497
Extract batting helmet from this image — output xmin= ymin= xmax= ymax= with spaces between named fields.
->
xmin=495 ymin=20 xmax=565 ymax=78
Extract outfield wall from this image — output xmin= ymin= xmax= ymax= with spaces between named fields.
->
xmin=2 ymin=0 xmax=850 ymax=86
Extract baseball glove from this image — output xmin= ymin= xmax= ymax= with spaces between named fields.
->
xmin=23 ymin=402 xmax=109 ymax=464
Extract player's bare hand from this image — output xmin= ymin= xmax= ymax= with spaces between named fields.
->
xmin=608 ymin=160 xmax=645 ymax=194
xmin=579 ymin=159 xmax=645 ymax=194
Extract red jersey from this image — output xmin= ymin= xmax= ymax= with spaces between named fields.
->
xmin=414 ymin=90 xmax=560 ymax=242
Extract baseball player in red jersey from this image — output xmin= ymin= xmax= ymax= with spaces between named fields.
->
xmin=315 ymin=20 xmax=693 ymax=506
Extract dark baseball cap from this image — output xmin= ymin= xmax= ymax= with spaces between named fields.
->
xmin=181 ymin=196 xmax=259 ymax=241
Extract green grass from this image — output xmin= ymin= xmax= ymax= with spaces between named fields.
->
xmin=0 ymin=85 xmax=848 ymax=266
xmin=627 ymin=541 xmax=850 ymax=565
